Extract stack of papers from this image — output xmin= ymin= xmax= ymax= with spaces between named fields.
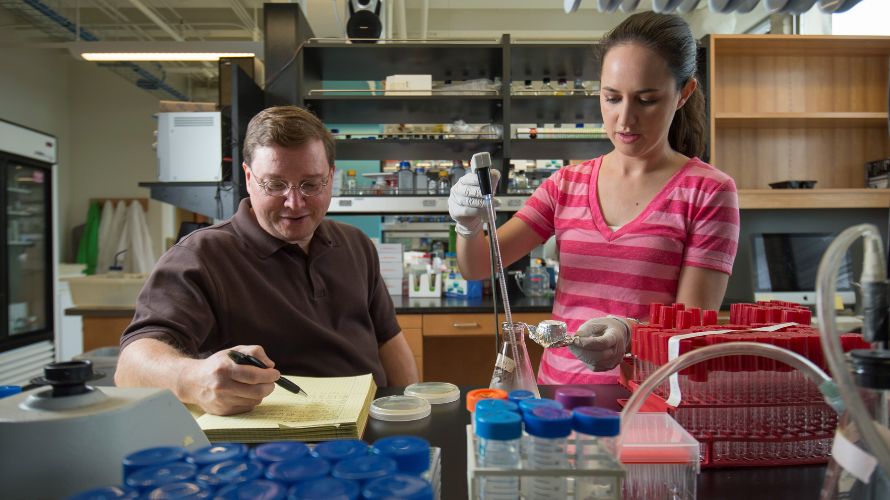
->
xmin=191 ymin=374 xmax=377 ymax=443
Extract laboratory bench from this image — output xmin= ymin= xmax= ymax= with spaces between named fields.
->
xmin=365 ymin=384 xmax=826 ymax=500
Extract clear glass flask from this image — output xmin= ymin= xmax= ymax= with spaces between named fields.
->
xmin=489 ymin=322 xmax=540 ymax=398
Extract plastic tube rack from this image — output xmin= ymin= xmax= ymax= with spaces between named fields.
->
xmin=623 ymin=301 xmax=869 ymax=468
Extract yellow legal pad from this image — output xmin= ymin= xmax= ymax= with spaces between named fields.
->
xmin=190 ymin=373 xmax=377 ymax=443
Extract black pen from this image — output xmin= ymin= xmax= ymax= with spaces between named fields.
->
xmin=227 ymin=350 xmax=308 ymax=397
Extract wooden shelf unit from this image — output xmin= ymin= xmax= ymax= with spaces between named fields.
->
xmin=708 ymin=35 xmax=890 ymax=193
xmin=738 ymin=188 xmax=890 ymax=209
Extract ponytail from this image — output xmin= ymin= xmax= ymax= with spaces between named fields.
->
xmin=669 ymin=82 xmax=706 ymax=158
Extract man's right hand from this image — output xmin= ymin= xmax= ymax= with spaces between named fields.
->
xmin=177 ymin=345 xmax=279 ymax=415
xmin=448 ymin=170 xmax=501 ymax=238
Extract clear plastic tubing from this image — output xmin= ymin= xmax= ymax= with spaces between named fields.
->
xmin=620 ymin=342 xmax=836 ymax=436
xmin=475 ymin=410 xmax=522 ymax=500
xmin=523 ymin=407 xmax=573 ymax=500
xmin=573 ymin=407 xmax=621 ymax=500
xmin=816 ymin=223 xmax=890 ymax=477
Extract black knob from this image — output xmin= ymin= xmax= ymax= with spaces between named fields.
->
xmin=30 ymin=360 xmax=104 ymax=397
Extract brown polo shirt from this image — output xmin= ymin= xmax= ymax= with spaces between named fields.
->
xmin=120 ymin=198 xmax=401 ymax=386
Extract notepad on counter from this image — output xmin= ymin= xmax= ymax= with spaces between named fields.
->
xmin=191 ymin=373 xmax=377 ymax=443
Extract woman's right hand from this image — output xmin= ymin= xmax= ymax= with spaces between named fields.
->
xmin=448 ymin=169 xmax=500 ymax=237
xmin=178 ymin=345 xmax=279 ymax=416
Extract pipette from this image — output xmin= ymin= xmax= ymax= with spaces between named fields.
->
xmin=472 ymin=152 xmax=512 ymax=327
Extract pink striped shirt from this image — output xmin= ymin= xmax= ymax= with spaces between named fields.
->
xmin=514 ymin=156 xmax=740 ymax=384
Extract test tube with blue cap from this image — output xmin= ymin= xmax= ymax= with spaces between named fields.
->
xmin=475 ymin=410 xmax=522 ymax=499
xmin=264 ymin=456 xmax=331 ymax=486
xmin=194 ymin=460 xmax=264 ymax=489
xmin=362 ymin=474 xmax=434 ymax=500
xmin=215 ymin=479 xmax=287 ymax=499
xmin=249 ymin=441 xmax=309 ymax=464
xmin=523 ymin=406 xmax=573 ymax=500
xmin=371 ymin=436 xmax=430 ymax=475
xmin=288 ymin=476 xmax=360 ymax=500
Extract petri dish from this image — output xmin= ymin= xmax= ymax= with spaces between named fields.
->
xmin=369 ymin=395 xmax=431 ymax=422
xmin=404 ymin=382 xmax=460 ymax=404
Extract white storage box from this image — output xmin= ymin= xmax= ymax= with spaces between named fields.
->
xmin=66 ymin=274 xmax=148 ymax=308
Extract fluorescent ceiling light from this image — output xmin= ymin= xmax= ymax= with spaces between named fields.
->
xmin=69 ymin=41 xmax=263 ymax=62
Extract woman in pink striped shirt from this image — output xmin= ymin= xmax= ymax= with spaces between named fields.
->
xmin=449 ymin=12 xmax=740 ymax=385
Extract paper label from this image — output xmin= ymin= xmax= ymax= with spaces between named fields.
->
xmin=495 ymin=353 xmax=516 ymax=373
xmin=665 ymin=322 xmax=798 ymax=407
xmin=832 ymin=429 xmax=877 ymax=483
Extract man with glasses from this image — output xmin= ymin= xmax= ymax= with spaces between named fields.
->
xmin=116 ymin=106 xmax=418 ymax=415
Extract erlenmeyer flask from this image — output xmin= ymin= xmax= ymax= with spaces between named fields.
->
xmin=489 ymin=322 xmax=540 ymax=397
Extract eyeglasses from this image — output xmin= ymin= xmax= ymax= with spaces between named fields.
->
xmin=247 ymin=166 xmax=330 ymax=198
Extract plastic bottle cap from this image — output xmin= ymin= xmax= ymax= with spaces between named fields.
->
xmin=67 ymin=486 xmax=139 ymax=500
xmin=125 ymin=462 xmax=198 ymax=489
xmin=465 ymin=388 xmax=508 ymax=412
xmin=369 ymin=395 xmax=431 ymax=422
xmin=0 ymin=385 xmax=22 ymax=399
xmin=142 ymin=482 xmax=213 ymax=499
xmin=311 ymin=439 xmax=369 ymax=464
xmin=214 ymin=479 xmax=287 ymax=500
xmin=186 ymin=443 xmax=248 ymax=466
xmin=572 ymin=406 xmax=620 ymax=437
xmin=475 ymin=410 xmax=522 ymax=441
xmin=265 ymin=455 xmax=330 ymax=483
xmin=524 ymin=407 xmax=574 ymax=438
xmin=248 ymin=441 xmax=309 ymax=463
xmin=473 ymin=398 xmax=519 ymax=414
xmin=122 ymin=446 xmax=187 ymax=477
xmin=404 ymin=382 xmax=460 ymax=404
xmin=331 ymin=455 xmax=398 ymax=483
xmin=288 ymin=477 xmax=360 ymax=500
xmin=507 ymin=390 xmax=536 ymax=403
xmin=362 ymin=474 xmax=434 ymax=500
xmin=554 ymin=387 xmax=597 ymax=410
xmin=371 ymin=436 xmax=430 ymax=474
xmin=517 ymin=397 xmax=563 ymax=415
xmin=195 ymin=460 xmax=263 ymax=488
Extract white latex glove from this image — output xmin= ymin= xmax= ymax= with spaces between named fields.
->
xmin=447 ymin=169 xmax=501 ymax=238
xmin=568 ymin=316 xmax=631 ymax=372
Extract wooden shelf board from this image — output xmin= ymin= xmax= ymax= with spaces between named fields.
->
xmin=739 ymin=189 xmax=890 ymax=209
xmin=712 ymin=35 xmax=890 ymax=55
xmin=715 ymin=112 xmax=888 ymax=128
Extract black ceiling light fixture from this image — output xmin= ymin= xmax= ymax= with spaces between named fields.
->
xmin=347 ymin=0 xmax=383 ymax=43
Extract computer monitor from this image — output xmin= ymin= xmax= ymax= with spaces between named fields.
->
xmin=750 ymin=232 xmax=856 ymax=306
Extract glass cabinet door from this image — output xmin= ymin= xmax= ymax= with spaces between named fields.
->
xmin=6 ymin=162 xmax=50 ymax=337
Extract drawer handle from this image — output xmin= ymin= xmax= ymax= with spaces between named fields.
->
xmin=452 ymin=322 xmax=480 ymax=328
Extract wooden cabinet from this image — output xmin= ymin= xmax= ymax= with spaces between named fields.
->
xmin=399 ymin=311 xmax=551 ymax=386
xmin=397 ymin=314 xmax=424 ymax=380
xmin=708 ymin=35 xmax=890 ymax=208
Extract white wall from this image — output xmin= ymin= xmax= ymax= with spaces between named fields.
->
xmin=0 ymin=47 xmax=168 ymax=264
xmin=67 ymin=60 xmax=167 ymax=262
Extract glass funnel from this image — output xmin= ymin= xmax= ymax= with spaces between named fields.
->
xmin=489 ymin=322 xmax=540 ymax=397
